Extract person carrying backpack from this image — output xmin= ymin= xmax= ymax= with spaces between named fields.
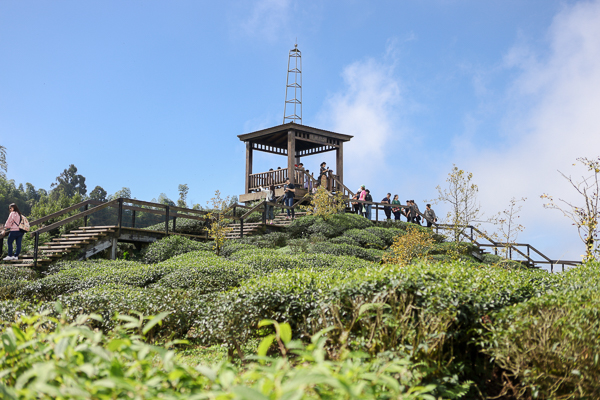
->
xmin=3 ymin=203 xmax=27 ymax=261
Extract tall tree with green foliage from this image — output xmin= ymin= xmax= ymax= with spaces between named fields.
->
xmin=177 ymin=184 xmax=189 ymax=208
xmin=51 ymin=164 xmax=87 ymax=199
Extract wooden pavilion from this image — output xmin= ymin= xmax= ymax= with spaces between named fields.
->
xmin=238 ymin=122 xmax=353 ymax=203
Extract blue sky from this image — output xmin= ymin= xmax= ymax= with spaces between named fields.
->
xmin=2 ymin=0 xmax=600 ymax=263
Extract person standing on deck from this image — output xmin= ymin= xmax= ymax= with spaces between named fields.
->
xmin=424 ymin=204 xmax=437 ymax=228
xmin=412 ymin=200 xmax=422 ymax=225
xmin=358 ymin=186 xmax=367 ymax=216
xmin=259 ymin=185 xmax=275 ymax=224
xmin=319 ymin=162 xmax=329 ymax=189
xmin=364 ymin=189 xmax=373 ymax=220
xmin=3 ymin=203 xmax=25 ymax=261
xmin=392 ymin=195 xmax=402 ymax=221
xmin=381 ymin=193 xmax=392 ymax=220
xmin=283 ymin=178 xmax=296 ymax=219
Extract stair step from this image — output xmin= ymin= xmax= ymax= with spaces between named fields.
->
xmin=79 ymin=226 xmax=117 ymax=230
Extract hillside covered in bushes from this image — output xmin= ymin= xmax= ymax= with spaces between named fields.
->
xmin=1 ymin=214 xmax=598 ymax=399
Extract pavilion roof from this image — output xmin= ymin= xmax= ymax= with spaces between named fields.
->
xmin=238 ymin=122 xmax=353 ymax=152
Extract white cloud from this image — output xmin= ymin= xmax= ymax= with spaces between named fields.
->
xmin=318 ymin=53 xmax=404 ymax=188
xmin=239 ymin=0 xmax=292 ymax=42
xmin=460 ymin=0 xmax=600 ymax=263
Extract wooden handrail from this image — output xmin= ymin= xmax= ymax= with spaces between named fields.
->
xmin=31 ymin=199 xmax=119 ymax=235
xmin=28 ymin=199 xmax=98 ymax=227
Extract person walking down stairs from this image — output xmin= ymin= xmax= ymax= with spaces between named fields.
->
xmin=3 ymin=203 xmax=25 ymax=261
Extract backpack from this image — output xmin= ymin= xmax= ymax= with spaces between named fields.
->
xmin=18 ymin=215 xmax=30 ymax=232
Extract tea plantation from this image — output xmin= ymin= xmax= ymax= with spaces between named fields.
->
xmin=1 ymin=214 xmax=599 ymax=399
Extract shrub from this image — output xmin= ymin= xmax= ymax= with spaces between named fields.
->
xmin=17 ymin=260 xmax=180 ymax=301
xmin=0 ymin=280 xmax=30 ymax=301
xmin=482 ymin=288 xmax=600 ymax=399
xmin=154 ymin=251 xmax=252 ymax=293
xmin=0 ymin=313 xmax=444 ymax=400
xmin=309 ymin=242 xmax=384 ymax=262
xmin=235 ymin=231 xmax=288 ymax=248
xmin=0 ymin=265 xmax=37 ymax=281
xmin=342 ymin=229 xmax=387 ymax=249
xmin=329 ymin=236 xmax=359 ymax=246
xmin=141 ymin=235 xmax=212 ymax=263
xmin=364 ymin=227 xmax=405 ymax=247
xmin=383 ymin=226 xmax=437 ymax=266
xmin=220 ymin=242 xmax=257 ymax=258
xmin=288 ymin=213 xmax=373 ymax=238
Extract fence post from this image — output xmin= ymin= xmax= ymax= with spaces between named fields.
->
xmin=34 ymin=232 xmax=39 ymax=268
xmin=376 ymin=205 xmax=379 ymax=222
xmin=117 ymin=199 xmax=123 ymax=230
xmin=240 ymin=217 xmax=244 ymax=238
xmin=551 ymin=263 xmax=554 ymax=273
xmin=84 ymin=203 xmax=89 ymax=227
xmin=165 ymin=206 xmax=170 ymax=234
xmin=132 ymin=210 xmax=136 ymax=228
xmin=262 ymin=202 xmax=267 ymax=225
xmin=173 ymin=217 xmax=177 ymax=233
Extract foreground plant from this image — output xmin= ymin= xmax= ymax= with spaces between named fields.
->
xmin=0 ymin=311 xmax=441 ymax=400
xmin=205 ymin=190 xmax=232 ymax=256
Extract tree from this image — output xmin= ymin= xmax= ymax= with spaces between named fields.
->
xmin=0 ymin=145 xmax=6 ymax=179
xmin=305 ymin=186 xmax=346 ymax=219
xmin=491 ymin=197 xmax=526 ymax=259
xmin=110 ymin=187 xmax=132 ymax=201
xmin=541 ymin=157 xmax=600 ymax=262
xmin=205 ymin=190 xmax=232 ymax=256
xmin=431 ymin=165 xmax=483 ymax=243
xmin=90 ymin=186 xmax=108 ymax=202
xmin=51 ymin=164 xmax=87 ymax=199
xmin=177 ymin=184 xmax=189 ymax=208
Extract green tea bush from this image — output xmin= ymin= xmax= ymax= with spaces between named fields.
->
xmin=0 ymin=313 xmax=442 ymax=400
xmin=342 ymin=229 xmax=386 ymax=249
xmin=52 ymin=284 xmax=204 ymax=336
xmin=482 ymin=287 xmax=600 ymax=399
xmin=141 ymin=235 xmax=212 ymax=263
xmin=227 ymin=248 xmax=374 ymax=274
xmin=288 ymin=213 xmax=372 ymax=238
xmin=17 ymin=260 xmax=179 ymax=301
xmin=235 ymin=231 xmax=288 ymax=248
xmin=329 ymin=235 xmax=359 ymax=246
xmin=219 ymin=242 xmax=257 ymax=258
xmin=154 ymin=251 xmax=253 ymax=293
xmin=0 ymin=265 xmax=37 ymax=281
xmin=365 ymin=227 xmax=405 ymax=247
xmin=0 ymin=298 xmax=35 ymax=327
xmin=309 ymin=242 xmax=384 ymax=262
xmin=0 ymin=280 xmax=30 ymax=301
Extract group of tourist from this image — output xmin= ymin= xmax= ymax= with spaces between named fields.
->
xmin=353 ymin=191 xmax=438 ymax=227
xmin=259 ymin=161 xmax=333 ymax=223
xmin=258 ymin=161 xmax=439 ymax=227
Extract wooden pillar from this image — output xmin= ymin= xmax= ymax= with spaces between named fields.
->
xmin=336 ymin=142 xmax=344 ymax=185
xmin=245 ymin=142 xmax=253 ymax=194
xmin=287 ymin=130 xmax=296 ymax=185
xmin=110 ymin=237 xmax=118 ymax=260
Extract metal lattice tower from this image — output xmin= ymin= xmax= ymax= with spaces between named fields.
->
xmin=283 ymin=43 xmax=302 ymax=124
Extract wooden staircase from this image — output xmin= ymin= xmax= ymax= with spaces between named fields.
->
xmin=1 ymin=226 xmax=118 ymax=268
xmin=225 ymin=211 xmax=305 ymax=239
